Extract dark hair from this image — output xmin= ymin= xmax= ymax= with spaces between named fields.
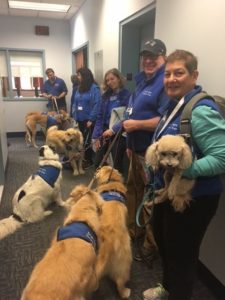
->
xmin=77 ymin=67 xmax=95 ymax=93
xmin=166 ymin=50 xmax=198 ymax=74
xmin=102 ymin=68 xmax=125 ymax=92
xmin=71 ymin=74 xmax=79 ymax=85
xmin=45 ymin=68 xmax=54 ymax=75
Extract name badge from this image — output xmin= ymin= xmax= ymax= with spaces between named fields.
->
xmin=78 ymin=106 xmax=83 ymax=111
xmin=126 ymin=107 xmax=133 ymax=115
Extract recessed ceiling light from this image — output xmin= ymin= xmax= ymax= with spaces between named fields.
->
xmin=8 ymin=1 xmax=71 ymax=13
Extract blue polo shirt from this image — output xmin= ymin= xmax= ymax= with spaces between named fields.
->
xmin=125 ymin=65 xmax=169 ymax=153
xmin=42 ymin=77 xmax=68 ymax=109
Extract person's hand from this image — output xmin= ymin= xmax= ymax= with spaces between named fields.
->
xmin=48 ymin=94 xmax=53 ymax=99
xmin=86 ymin=121 xmax=92 ymax=128
xmin=126 ymin=148 xmax=132 ymax=158
xmin=93 ymin=139 xmax=101 ymax=151
xmin=123 ymin=119 xmax=138 ymax=132
xmin=102 ymin=129 xmax=114 ymax=138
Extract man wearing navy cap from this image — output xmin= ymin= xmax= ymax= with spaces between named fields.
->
xmin=123 ymin=38 xmax=169 ymax=261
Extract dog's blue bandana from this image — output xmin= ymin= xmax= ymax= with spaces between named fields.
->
xmin=57 ymin=221 xmax=97 ymax=252
xmin=35 ymin=165 xmax=60 ymax=188
xmin=100 ymin=190 xmax=126 ymax=204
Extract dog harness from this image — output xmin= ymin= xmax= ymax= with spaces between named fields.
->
xmin=57 ymin=221 xmax=97 ymax=252
xmin=46 ymin=115 xmax=58 ymax=129
xmin=100 ymin=190 xmax=126 ymax=204
xmin=35 ymin=165 xmax=60 ymax=188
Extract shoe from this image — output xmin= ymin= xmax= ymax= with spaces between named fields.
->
xmin=134 ymin=246 xmax=157 ymax=262
xmin=143 ymin=284 xmax=168 ymax=300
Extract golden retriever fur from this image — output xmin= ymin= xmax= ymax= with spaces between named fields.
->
xmin=95 ymin=166 xmax=132 ymax=299
xmin=46 ymin=126 xmax=84 ymax=176
xmin=145 ymin=134 xmax=195 ymax=212
xmin=25 ymin=110 xmax=69 ymax=148
xmin=21 ymin=185 xmax=104 ymax=300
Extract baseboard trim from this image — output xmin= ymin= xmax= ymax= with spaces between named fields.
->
xmin=198 ymin=261 xmax=225 ymax=299
xmin=7 ymin=131 xmax=43 ymax=138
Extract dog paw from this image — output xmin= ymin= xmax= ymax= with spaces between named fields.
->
xmin=44 ymin=210 xmax=53 ymax=216
xmin=79 ymin=169 xmax=85 ymax=175
xmin=73 ymin=170 xmax=79 ymax=176
xmin=172 ymin=197 xmax=186 ymax=212
xmin=119 ymin=287 xmax=131 ymax=299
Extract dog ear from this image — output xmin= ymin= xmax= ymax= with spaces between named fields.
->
xmin=180 ymin=143 xmax=193 ymax=169
xmin=145 ymin=142 xmax=159 ymax=170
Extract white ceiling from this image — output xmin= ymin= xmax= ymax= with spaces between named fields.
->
xmin=0 ymin=0 xmax=86 ymax=20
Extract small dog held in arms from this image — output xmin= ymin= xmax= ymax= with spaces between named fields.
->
xmin=25 ymin=109 xmax=70 ymax=148
xmin=95 ymin=166 xmax=132 ymax=299
xmin=46 ymin=125 xmax=85 ymax=176
xmin=0 ymin=145 xmax=65 ymax=240
xmin=145 ymin=134 xmax=195 ymax=212
xmin=21 ymin=184 xmax=104 ymax=300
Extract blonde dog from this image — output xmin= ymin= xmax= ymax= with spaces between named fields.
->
xmin=0 ymin=145 xmax=64 ymax=240
xmin=46 ymin=126 xmax=84 ymax=176
xmin=95 ymin=166 xmax=132 ymax=299
xmin=25 ymin=110 xmax=69 ymax=148
xmin=145 ymin=134 xmax=195 ymax=212
xmin=21 ymin=184 xmax=104 ymax=300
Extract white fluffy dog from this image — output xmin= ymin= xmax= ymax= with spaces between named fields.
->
xmin=145 ymin=135 xmax=195 ymax=212
xmin=0 ymin=145 xmax=65 ymax=240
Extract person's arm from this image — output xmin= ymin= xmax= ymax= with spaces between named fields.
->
xmin=123 ymin=116 xmax=160 ymax=133
xmin=89 ymin=86 xmax=101 ymax=122
xmin=183 ymin=106 xmax=225 ymax=178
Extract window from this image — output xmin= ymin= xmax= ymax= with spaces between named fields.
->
xmin=0 ymin=49 xmax=45 ymax=99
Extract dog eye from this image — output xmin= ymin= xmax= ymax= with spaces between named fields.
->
xmin=161 ymin=152 xmax=167 ymax=156
xmin=171 ymin=152 xmax=178 ymax=157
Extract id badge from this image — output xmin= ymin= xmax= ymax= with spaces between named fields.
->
xmin=127 ymin=107 xmax=133 ymax=115
xmin=78 ymin=106 xmax=83 ymax=111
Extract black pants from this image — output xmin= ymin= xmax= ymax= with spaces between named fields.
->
xmin=94 ymin=134 xmax=128 ymax=177
xmin=78 ymin=120 xmax=95 ymax=164
xmin=152 ymin=194 xmax=220 ymax=300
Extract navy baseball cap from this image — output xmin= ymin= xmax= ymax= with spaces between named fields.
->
xmin=140 ymin=39 xmax=166 ymax=56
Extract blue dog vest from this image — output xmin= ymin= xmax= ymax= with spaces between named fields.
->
xmin=57 ymin=221 xmax=97 ymax=252
xmin=35 ymin=165 xmax=60 ymax=188
xmin=100 ymin=190 xmax=126 ymax=204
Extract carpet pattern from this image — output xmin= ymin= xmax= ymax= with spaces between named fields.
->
xmin=0 ymin=138 xmax=218 ymax=300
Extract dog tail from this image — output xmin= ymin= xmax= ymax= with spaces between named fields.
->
xmin=0 ymin=215 xmax=23 ymax=240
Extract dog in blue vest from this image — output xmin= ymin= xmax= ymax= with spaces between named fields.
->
xmin=95 ymin=166 xmax=132 ymax=299
xmin=25 ymin=109 xmax=69 ymax=148
xmin=0 ymin=145 xmax=65 ymax=240
xmin=21 ymin=184 xmax=104 ymax=300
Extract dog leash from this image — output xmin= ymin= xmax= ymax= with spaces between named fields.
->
xmin=87 ymin=128 xmax=123 ymax=190
xmin=52 ymin=97 xmax=60 ymax=115
xmin=135 ymin=166 xmax=156 ymax=228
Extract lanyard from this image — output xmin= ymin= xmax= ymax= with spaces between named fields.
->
xmin=153 ymin=97 xmax=185 ymax=142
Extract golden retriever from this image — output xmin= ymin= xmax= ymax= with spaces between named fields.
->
xmin=46 ymin=126 xmax=84 ymax=176
xmin=95 ymin=166 xmax=132 ymax=299
xmin=21 ymin=184 xmax=104 ymax=300
xmin=25 ymin=109 xmax=69 ymax=148
xmin=145 ymin=134 xmax=195 ymax=212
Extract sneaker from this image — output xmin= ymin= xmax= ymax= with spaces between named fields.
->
xmin=134 ymin=246 xmax=157 ymax=262
xmin=143 ymin=284 xmax=168 ymax=300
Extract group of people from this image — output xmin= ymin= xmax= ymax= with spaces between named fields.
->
xmin=41 ymin=39 xmax=225 ymax=300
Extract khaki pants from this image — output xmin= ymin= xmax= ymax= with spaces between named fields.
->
xmin=126 ymin=152 xmax=156 ymax=250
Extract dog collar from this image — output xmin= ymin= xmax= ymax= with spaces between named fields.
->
xmin=100 ymin=190 xmax=126 ymax=204
xmin=57 ymin=221 xmax=98 ymax=252
xmin=35 ymin=165 xmax=60 ymax=188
